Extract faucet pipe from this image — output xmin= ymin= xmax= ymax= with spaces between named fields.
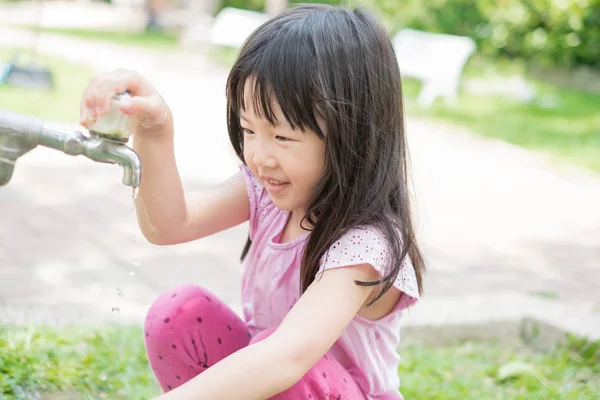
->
xmin=0 ymin=108 xmax=141 ymax=187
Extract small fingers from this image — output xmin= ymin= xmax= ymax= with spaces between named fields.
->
xmin=80 ymin=69 xmax=141 ymax=125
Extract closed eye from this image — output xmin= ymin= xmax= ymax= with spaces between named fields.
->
xmin=275 ymin=135 xmax=291 ymax=142
xmin=242 ymin=128 xmax=255 ymax=135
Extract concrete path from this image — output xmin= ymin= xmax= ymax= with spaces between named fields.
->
xmin=0 ymin=26 xmax=599 ymax=341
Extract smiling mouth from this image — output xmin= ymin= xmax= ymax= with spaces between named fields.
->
xmin=267 ymin=179 xmax=289 ymax=185
xmin=264 ymin=179 xmax=290 ymax=193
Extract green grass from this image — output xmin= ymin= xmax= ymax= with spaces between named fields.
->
xmin=0 ymin=324 xmax=598 ymax=399
xmin=399 ymin=336 xmax=599 ymax=399
xmin=400 ymin=55 xmax=600 ymax=173
xmin=0 ymin=48 xmax=94 ymax=123
xmin=0 ymin=325 xmax=160 ymax=400
xmin=402 ymin=78 xmax=600 ymax=174
xmin=23 ymin=27 xmax=180 ymax=51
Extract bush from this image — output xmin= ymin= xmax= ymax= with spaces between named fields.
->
xmin=220 ymin=0 xmax=599 ymax=69
xmin=359 ymin=0 xmax=600 ymax=70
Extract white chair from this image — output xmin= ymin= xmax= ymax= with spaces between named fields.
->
xmin=209 ymin=7 xmax=270 ymax=48
xmin=392 ymin=28 xmax=476 ymax=106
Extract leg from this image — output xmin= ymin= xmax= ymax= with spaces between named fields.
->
xmin=251 ymin=329 xmax=367 ymax=400
xmin=144 ymin=284 xmax=250 ymax=392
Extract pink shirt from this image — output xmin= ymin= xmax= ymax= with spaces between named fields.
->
xmin=240 ymin=165 xmax=420 ymax=400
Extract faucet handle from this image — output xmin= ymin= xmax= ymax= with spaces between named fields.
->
xmin=87 ymin=92 xmax=139 ymax=142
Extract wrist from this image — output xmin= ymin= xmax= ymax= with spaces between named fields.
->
xmin=134 ymin=110 xmax=174 ymax=142
xmin=132 ymin=126 xmax=175 ymax=155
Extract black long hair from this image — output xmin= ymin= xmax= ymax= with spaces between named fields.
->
xmin=226 ymin=4 xmax=425 ymax=304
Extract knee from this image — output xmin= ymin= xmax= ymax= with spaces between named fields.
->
xmin=144 ymin=284 xmax=213 ymax=338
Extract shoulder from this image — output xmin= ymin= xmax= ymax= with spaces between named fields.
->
xmin=318 ymin=226 xmax=420 ymax=304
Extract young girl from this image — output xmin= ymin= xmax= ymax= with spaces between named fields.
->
xmin=80 ymin=4 xmax=424 ymax=399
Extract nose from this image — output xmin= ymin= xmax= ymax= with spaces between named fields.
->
xmin=252 ymin=140 xmax=277 ymax=169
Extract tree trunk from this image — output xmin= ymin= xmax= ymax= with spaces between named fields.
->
xmin=265 ymin=0 xmax=287 ymax=16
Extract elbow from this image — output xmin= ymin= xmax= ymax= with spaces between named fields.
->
xmin=145 ymin=235 xmax=179 ymax=246
xmin=143 ymin=213 xmax=194 ymax=246
xmin=140 ymin=226 xmax=177 ymax=246
xmin=269 ymin=335 xmax=322 ymax=382
xmin=145 ymin=235 xmax=169 ymax=246
xmin=289 ymin=340 xmax=324 ymax=374
xmin=276 ymin=352 xmax=310 ymax=390
xmin=248 ymin=336 xmax=309 ymax=390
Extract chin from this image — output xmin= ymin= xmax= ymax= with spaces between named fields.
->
xmin=267 ymin=195 xmax=296 ymax=212
xmin=270 ymin=198 xmax=291 ymax=211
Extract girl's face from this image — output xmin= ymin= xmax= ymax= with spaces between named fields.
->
xmin=241 ymin=81 xmax=326 ymax=218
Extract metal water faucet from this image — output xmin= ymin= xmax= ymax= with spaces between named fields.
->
xmin=0 ymin=108 xmax=142 ymax=187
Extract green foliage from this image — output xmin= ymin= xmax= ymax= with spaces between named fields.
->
xmin=219 ymin=0 xmax=599 ymax=69
xmin=357 ymin=0 xmax=600 ymax=70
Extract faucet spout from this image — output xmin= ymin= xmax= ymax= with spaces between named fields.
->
xmin=82 ymin=133 xmax=142 ymax=187
xmin=39 ymin=125 xmax=142 ymax=187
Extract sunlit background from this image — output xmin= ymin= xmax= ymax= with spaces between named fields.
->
xmin=0 ymin=0 xmax=598 ymax=399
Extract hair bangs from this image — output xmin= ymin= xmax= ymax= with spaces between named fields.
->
xmin=228 ymin=23 xmax=324 ymax=137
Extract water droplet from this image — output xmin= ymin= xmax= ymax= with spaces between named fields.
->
xmin=111 ymin=307 xmax=120 ymax=315
xmin=129 ymin=271 xmax=135 ymax=276
xmin=116 ymin=288 xmax=124 ymax=299
xmin=132 ymin=260 xmax=140 ymax=267
xmin=100 ymin=371 xmax=107 ymax=381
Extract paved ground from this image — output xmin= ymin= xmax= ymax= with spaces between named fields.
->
xmin=0 ymin=22 xmax=599 ymax=340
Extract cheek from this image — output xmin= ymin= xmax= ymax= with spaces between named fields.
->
xmin=306 ymin=143 xmax=326 ymax=182
xmin=307 ymin=162 xmax=325 ymax=188
xmin=291 ymin=151 xmax=324 ymax=189
xmin=242 ymin=143 xmax=253 ymax=166
xmin=243 ymin=147 xmax=260 ymax=178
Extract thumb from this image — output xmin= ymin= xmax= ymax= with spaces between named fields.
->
xmin=120 ymin=94 xmax=170 ymax=130
xmin=118 ymin=95 xmax=155 ymax=116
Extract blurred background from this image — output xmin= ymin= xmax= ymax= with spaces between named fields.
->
xmin=0 ymin=0 xmax=598 ymax=399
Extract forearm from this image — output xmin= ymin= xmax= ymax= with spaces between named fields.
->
xmin=132 ymin=116 xmax=187 ymax=244
xmin=156 ymin=338 xmax=304 ymax=400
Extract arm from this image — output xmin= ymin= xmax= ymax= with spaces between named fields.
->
xmin=154 ymin=263 xmax=380 ymax=400
xmin=132 ymin=114 xmax=249 ymax=246
xmin=80 ymin=70 xmax=249 ymax=246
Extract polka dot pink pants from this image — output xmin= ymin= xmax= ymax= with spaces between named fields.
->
xmin=144 ymin=284 xmax=367 ymax=399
